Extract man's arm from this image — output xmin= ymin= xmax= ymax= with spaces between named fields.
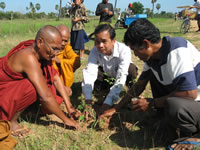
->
xmin=53 ymin=74 xmax=77 ymax=114
xmin=108 ymin=3 xmax=114 ymax=16
xmin=154 ymin=89 xmax=197 ymax=108
xmin=82 ymin=48 xmax=99 ymax=103
xmin=95 ymin=4 xmax=102 ymax=16
xmin=131 ymin=89 xmax=198 ymax=112
xmin=99 ymin=79 xmax=148 ymax=118
xmin=116 ymin=79 xmax=148 ymax=110
xmin=21 ymin=54 xmax=79 ymax=129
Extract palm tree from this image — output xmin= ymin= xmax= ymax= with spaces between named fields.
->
xmin=156 ymin=3 xmax=161 ymax=13
xmin=26 ymin=2 xmax=36 ymax=17
xmin=55 ymin=4 xmax=59 ymax=14
xmin=35 ymin=3 xmax=41 ymax=12
xmin=151 ymin=0 xmax=157 ymax=17
xmin=30 ymin=2 xmax=34 ymax=10
xmin=59 ymin=0 xmax=62 ymax=18
xmin=0 ymin=2 xmax=6 ymax=10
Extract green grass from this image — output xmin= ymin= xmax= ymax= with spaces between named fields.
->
xmin=1 ymin=17 xmax=200 ymax=150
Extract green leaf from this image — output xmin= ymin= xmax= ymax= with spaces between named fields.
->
xmin=78 ymin=115 xmax=85 ymax=121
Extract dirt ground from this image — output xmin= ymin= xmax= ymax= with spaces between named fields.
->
xmin=190 ymin=20 xmax=198 ymax=31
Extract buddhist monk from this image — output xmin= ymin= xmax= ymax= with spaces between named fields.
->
xmin=0 ymin=25 xmax=79 ymax=137
xmin=53 ymin=25 xmax=80 ymax=96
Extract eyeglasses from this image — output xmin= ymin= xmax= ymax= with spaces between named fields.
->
xmin=43 ymin=40 xmax=61 ymax=56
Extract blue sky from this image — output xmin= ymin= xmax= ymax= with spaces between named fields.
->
xmin=1 ymin=0 xmax=196 ymax=14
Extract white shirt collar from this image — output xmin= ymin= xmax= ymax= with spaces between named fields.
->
xmin=96 ymin=41 xmax=119 ymax=59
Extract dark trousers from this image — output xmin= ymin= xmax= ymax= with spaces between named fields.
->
xmin=196 ymin=14 xmax=200 ymax=30
xmin=165 ymin=97 xmax=200 ymax=137
xmin=149 ymin=72 xmax=200 ymax=139
xmin=93 ymin=63 xmax=138 ymax=96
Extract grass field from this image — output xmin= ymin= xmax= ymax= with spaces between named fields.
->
xmin=1 ymin=17 xmax=200 ymax=150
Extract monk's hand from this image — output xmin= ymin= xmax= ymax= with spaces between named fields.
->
xmin=52 ymin=56 xmax=60 ymax=63
xmin=130 ymin=98 xmax=153 ymax=112
xmin=65 ymin=86 xmax=72 ymax=96
xmin=68 ymin=107 xmax=81 ymax=120
xmin=64 ymin=118 xmax=80 ymax=130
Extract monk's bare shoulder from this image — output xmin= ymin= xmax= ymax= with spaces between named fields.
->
xmin=8 ymin=47 xmax=40 ymax=73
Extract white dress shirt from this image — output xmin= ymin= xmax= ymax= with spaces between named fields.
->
xmin=82 ymin=41 xmax=132 ymax=106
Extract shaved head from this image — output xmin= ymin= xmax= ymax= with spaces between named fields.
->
xmin=34 ymin=25 xmax=62 ymax=61
xmin=57 ymin=25 xmax=70 ymax=38
xmin=35 ymin=25 xmax=62 ymax=44
xmin=57 ymin=25 xmax=70 ymax=49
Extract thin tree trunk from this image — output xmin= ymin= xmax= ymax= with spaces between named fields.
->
xmin=59 ymin=0 xmax=62 ymax=18
xmin=114 ymin=0 xmax=117 ymax=11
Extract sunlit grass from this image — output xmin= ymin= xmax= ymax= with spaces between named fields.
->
xmin=1 ymin=17 xmax=200 ymax=150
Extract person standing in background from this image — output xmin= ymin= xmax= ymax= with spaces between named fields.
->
xmin=95 ymin=0 xmax=114 ymax=24
xmin=69 ymin=0 xmax=89 ymax=59
xmin=190 ymin=0 xmax=200 ymax=32
xmin=53 ymin=25 xmax=81 ymax=96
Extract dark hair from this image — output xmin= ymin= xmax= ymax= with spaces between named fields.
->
xmin=94 ymin=24 xmax=116 ymax=40
xmin=124 ymin=19 xmax=161 ymax=49
xmin=73 ymin=0 xmax=84 ymax=3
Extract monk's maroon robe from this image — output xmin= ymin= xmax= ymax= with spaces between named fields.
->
xmin=0 ymin=40 xmax=63 ymax=120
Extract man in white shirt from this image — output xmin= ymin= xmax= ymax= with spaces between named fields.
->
xmin=193 ymin=0 xmax=200 ymax=32
xmin=82 ymin=24 xmax=137 ymax=114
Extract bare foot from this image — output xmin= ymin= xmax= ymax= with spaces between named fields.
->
xmin=170 ymin=138 xmax=200 ymax=150
xmin=10 ymin=121 xmax=30 ymax=137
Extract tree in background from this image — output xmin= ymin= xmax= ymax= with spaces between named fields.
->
xmin=156 ymin=3 xmax=161 ymax=13
xmin=130 ymin=2 xmax=144 ymax=14
xmin=65 ymin=0 xmax=72 ymax=17
xmin=26 ymin=2 xmax=40 ymax=18
xmin=144 ymin=8 xmax=153 ymax=17
xmin=0 ymin=2 xmax=6 ymax=10
xmin=26 ymin=2 xmax=35 ymax=18
xmin=87 ymin=10 xmax=94 ymax=16
xmin=151 ymin=0 xmax=157 ymax=17
xmin=55 ymin=4 xmax=59 ymax=15
xmin=161 ymin=11 xmax=166 ymax=16
xmin=114 ymin=8 xmax=121 ymax=15
xmin=59 ymin=0 xmax=62 ymax=19
xmin=114 ymin=0 xmax=117 ymax=11
xmin=35 ymin=3 xmax=41 ymax=12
